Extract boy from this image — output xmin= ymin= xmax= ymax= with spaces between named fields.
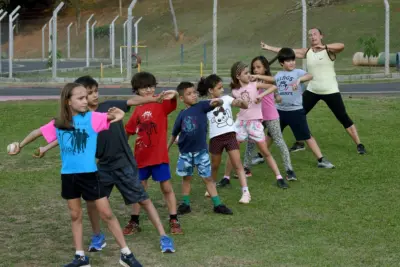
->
xmin=167 ymin=82 xmax=233 ymax=215
xmin=254 ymin=48 xmax=334 ymax=168
xmin=36 ymin=76 xmax=176 ymax=253
xmin=125 ymin=72 xmax=183 ymax=235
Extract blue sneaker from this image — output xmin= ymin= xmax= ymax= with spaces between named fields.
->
xmin=119 ymin=253 xmax=142 ymax=267
xmin=64 ymin=255 xmax=91 ymax=267
xmin=160 ymin=235 xmax=175 ymax=253
xmin=88 ymin=233 xmax=106 ymax=252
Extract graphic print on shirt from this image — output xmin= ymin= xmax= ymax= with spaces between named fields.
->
xmin=182 ymin=116 xmax=197 ymax=136
xmin=240 ymin=91 xmax=252 ymax=105
xmin=276 ymin=75 xmax=296 ymax=95
xmin=211 ymin=106 xmax=234 ymax=128
xmin=136 ymin=110 xmax=157 ymax=148
xmin=59 ymin=128 xmax=89 ymax=154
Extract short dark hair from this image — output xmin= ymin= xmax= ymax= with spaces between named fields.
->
xmin=131 ymin=72 xmax=157 ymax=94
xmin=197 ymin=74 xmax=222 ymax=97
xmin=176 ymin=82 xmax=195 ymax=96
xmin=74 ymin=75 xmax=98 ymax=89
xmin=278 ymin=48 xmax=296 ymax=64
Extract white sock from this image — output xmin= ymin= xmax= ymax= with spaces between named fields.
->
xmin=224 ymin=175 xmax=230 ymax=180
xmin=76 ymin=250 xmax=85 ymax=257
xmin=121 ymin=247 xmax=132 ymax=255
xmin=242 ymin=187 xmax=249 ymax=193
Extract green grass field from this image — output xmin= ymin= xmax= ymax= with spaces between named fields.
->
xmin=0 ymin=96 xmax=399 ymax=266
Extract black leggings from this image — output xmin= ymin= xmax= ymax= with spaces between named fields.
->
xmin=302 ymin=90 xmax=354 ymax=129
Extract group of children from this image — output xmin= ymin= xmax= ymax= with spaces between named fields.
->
xmin=7 ymin=47 xmax=336 ymax=267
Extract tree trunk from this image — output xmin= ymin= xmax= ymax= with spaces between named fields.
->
xmin=168 ymin=0 xmax=179 ymax=41
xmin=119 ymin=0 xmax=122 ymax=17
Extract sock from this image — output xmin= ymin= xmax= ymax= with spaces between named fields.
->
xmin=169 ymin=214 xmax=178 ymax=221
xmin=224 ymin=175 xmax=230 ymax=180
xmin=242 ymin=187 xmax=249 ymax=193
xmin=76 ymin=250 xmax=85 ymax=257
xmin=318 ymin=157 xmax=324 ymax=163
xmin=211 ymin=196 xmax=222 ymax=207
xmin=121 ymin=247 xmax=132 ymax=255
xmin=130 ymin=215 xmax=139 ymax=224
xmin=276 ymin=175 xmax=283 ymax=180
xmin=183 ymin=195 xmax=190 ymax=205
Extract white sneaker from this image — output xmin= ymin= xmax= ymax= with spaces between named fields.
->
xmin=239 ymin=192 xmax=251 ymax=204
xmin=204 ymin=191 xmax=210 ymax=197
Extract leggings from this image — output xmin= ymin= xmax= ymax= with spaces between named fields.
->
xmin=302 ymin=90 xmax=353 ymax=129
xmin=244 ymin=119 xmax=293 ymax=172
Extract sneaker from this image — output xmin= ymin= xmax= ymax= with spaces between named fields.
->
xmin=317 ymin=158 xmax=335 ymax=169
xmin=239 ymin=192 xmax=251 ymax=204
xmin=234 ymin=167 xmax=252 ymax=178
xmin=213 ymin=204 xmax=233 ymax=215
xmin=204 ymin=191 xmax=211 ymax=197
xmin=251 ymin=153 xmax=265 ymax=165
xmin=88 ymin=233 xmax=106 ymax=252
xmin=177 ymin=203 xmax=191 ymax=215
xmin=217 ymin=177 xmax=231 ymax=188
xmin=286 ymin=170 xmax=297 ymax=181
xmin=357 ymin=144 xmax=366 ymax=154
xmin=64 ymin=255 xmax=90 ymax=267
xmin=169 ymin=219 xmax=183 ymax=235
xmin=119 ymin=253 xmax=142 ymax=267
xmin=290 ymin=142 xmax=305 ymax=152
xmin=160 ymin=235 xmax=176 ymax=253
xmin=123 ymin=221 xmax=141 ymax=236
xmin=277 ymin=178 xmax=289 ymax=189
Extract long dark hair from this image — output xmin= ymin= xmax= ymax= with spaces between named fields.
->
xmin=54 ymin=83 xmax=83 ymax=130
xmin=197 ymin=74 xmax=222 ymax=97
xmin=250 ymin=55 xmax=277 ymax=76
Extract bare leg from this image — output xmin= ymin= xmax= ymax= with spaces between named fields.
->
xmin=224 ymin=156 xmax=233 ymax=177
xmin=304 ymin=137 xmax=323 ymax=159
xmin=182 ymin=176 xmax=192 ymax=197
xmin=211 ymin=153 xmax=222 ymax=183
xmin=139 ymin=199 xmax=166 ymax=236
xmin=86 ymin=200 xmax=101 ymax=235
xmin=130 ymin=180 xmax=148 ymax=216
xmin=256 ymin=141 xmax=281 ymax=177
xmin=346 ymin=124 xmax=361 ymax=145
xmin=203 ymin=177 xmax=218 ymax=197
xmin=227 ymin=149 xmax=247 ymax=189
xmin=160 ymin=180 xmax=177 ymax=216
xmin=67 ymin=198 xmax=84 ymax=251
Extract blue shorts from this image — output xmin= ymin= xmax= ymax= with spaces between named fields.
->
xmin=176 ymin=149 xmax=211 ymax=178
xmin=138 ymin=163 xmax=171 ymax=182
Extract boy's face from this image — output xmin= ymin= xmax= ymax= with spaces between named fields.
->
xmin=180 ymin=87 xmax=198 ymax=106
xmin=282 ymin=59 xmax=296 ymax=71
xmin=137 ymin=86 xmax=156 ymax=97
xmin=86 ymin=86 xmax=99 ymax=106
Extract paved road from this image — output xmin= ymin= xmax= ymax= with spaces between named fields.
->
xmin=0 ymin=82 xmax=399 ymax=97
xmin=0 ymin=60 xmax=103 ymax=73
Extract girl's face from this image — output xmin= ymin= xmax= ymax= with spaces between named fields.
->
xmin=252 ymin=60 xmax=267 ymax=75
xmin=237 ymin=67 xmax=250 ymax=84
xmin=209 ymin=81 xmax=224 ymax=98
xmin=68 ymin=86 xmax=88 ymax=114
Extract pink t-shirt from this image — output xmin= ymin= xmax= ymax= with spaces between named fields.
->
xmin=232 ymin=82 xmax=263 ymax=121
xmin=261 ymin=91 xmax=279 ymax=121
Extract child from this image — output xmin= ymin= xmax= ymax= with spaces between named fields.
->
xmin=227 ymin=56 xmax=297 ymax=182
xmin=8 ymin=83 xmax=142 ymax=267
xmin=167 ymin=82 xmax=233 ymax=215
xmin=257 ymin=48 xmax=335 ymax=168
xmin=125 ymin=72 xmax=183 ymax=235
xmin=226 ymin=61 xmax=289 ymax=189
xmin=37 ymin=76 xmax=176 ymax=253
xmin=197 ymin=74 xmax=251 ymax=203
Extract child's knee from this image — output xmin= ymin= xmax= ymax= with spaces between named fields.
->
xmin=160 ymin=181 xmax=173 ymax=194
xmin=69 ymin=208 xmax=83 ymax=221
xmin=99 ymin=209 xmax=115 ymax=222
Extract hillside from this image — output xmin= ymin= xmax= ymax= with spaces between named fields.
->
xmin=7 ymin=0 xmax=400 ymax=76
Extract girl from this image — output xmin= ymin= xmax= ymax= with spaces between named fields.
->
xmin=226 ymin=61 xmax=288 ymax=189
xmin=239 ymin=56 xmax=297 ymax=181
xmin=197 ymin=74 xmax=251 ymax=204
xmin=8 ymin=83 xmax=142 ymax=267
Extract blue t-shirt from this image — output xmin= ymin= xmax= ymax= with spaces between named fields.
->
xmin=274 ymin=68 xmax=307 ymax=111
xmin=172 ymin=100 xmax=213 ymax=154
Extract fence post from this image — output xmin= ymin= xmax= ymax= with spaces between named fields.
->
xmin=212 ymin=0 xmax=217 ymax=74
xmin=0 ymin=11 xmax=8 ymax=74
xmin=180 ymin=44 xmax=184 ymax=65
xmin=52 ymin=2 xmax=64 ymax=79
xmin=86 ymin=14 xmax=94 ymax=67
xmin=8 ymin=5 xmax=21 ymax=78
xmin=301 ymin=0 xmax=307 ymax=70
xmin=383 ymin=0 xmax=390 ymax=76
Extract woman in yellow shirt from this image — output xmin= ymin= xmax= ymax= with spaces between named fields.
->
xmin=260 ymin=28 xmax=366 ymax=155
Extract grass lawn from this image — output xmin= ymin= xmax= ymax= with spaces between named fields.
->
xmin=0 ymin=96 xmax=399 ymax=266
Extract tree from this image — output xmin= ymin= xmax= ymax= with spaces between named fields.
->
xmin=358 ymin=37 xmax=379 ymax=72
xmin=168 ymin=0 xmax=179 ymax=41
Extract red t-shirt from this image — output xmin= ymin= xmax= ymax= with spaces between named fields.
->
xmin=125 ymin=98 xmax=177 ymax=168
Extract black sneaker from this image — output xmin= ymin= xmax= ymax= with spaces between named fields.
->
xmin=213 ymin=204 xmax=233 ymax=215
xmin=286 ymin=170 xmax=297 ymax=181
xmin=290 ymin=142 xmax=305 ymax=152
xmin=177 ymin=203 xmax=191 ymax=215
xmin=357 ymin=144 xmax=366 ymax=154
xmin=277 ymin=179 xmax=289 ymax=189
xmin=234 ymin=167 xmax=252 ymax=178
xmin=64 ymin=255 xmax=90 ymax=267
xmin=119 ymin=253 xmax=142 ymax=267
xmin=217 ymin=178 xmax=231 ymax=188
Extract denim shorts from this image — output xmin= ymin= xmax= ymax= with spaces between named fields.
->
xmin=176 ymin=149 xmax=211 ymax=178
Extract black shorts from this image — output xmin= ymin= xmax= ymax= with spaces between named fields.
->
xmin=278 ymin=109 xmax=311 ymax=141
xmin=209 ymin=132 xmax=239 ymax=155
xmin=61 ymin=172 xmax=107 ymax=201
xmin=99 ymin=165 xmax=149 ymax=205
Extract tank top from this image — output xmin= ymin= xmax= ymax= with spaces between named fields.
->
xmin=306 ymin=48 xmax=340 ymax=95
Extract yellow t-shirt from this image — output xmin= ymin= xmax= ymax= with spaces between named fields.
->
xmin=306 ymin=48 xmax=340 ymax=95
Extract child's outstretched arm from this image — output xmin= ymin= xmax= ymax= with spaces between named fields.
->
xmin=33 ymin=140 xmax=59 ymax=158
xmin=255 ymin=83 xmax=277 ymax=104
xmin=8 ymin=128 xmax=43 ymax=155
xmin=162 ymin=90 xmax=179 ymax=100
xmin=232 ymin=99 xmax=249 ymax=109
xmin=251 ymin=74 xmax=275 ymax=84
xmin=210 ymin=98 xmax=224 ymax=108
xmin=167 ymin=135 xmax=177 ymax=151
xmin=261 ymin=41 xmax=308 ymax=59
xmin=107 ymin=107 xmax=125 ymax=123
xmin=127 ymin=91 xmax=165 ymax=106
xmin=291 ymin=73 xmax=313 ymax=91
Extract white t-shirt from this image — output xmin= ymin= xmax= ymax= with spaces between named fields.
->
xmin=207 ymin=95 xmax=236 ymax=139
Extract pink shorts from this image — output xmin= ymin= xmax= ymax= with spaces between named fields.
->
xmin=235 ymin=120 xmax=265 ymax=143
